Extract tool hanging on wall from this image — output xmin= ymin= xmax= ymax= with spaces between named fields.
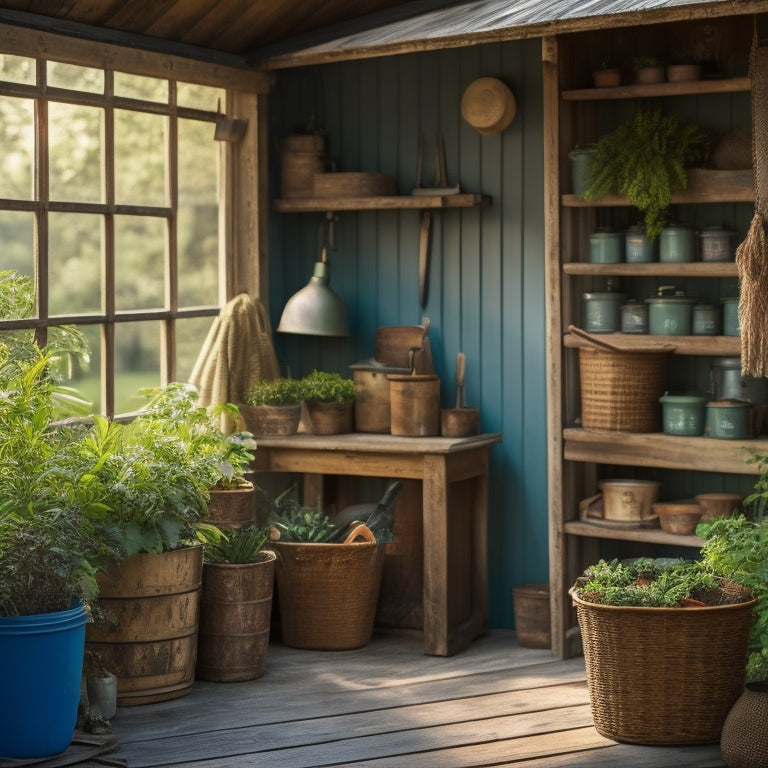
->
xmin=413 ymin=133 xmax=459 ymax=308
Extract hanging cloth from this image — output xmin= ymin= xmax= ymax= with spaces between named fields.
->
xmin=736 ymin=30 xmax=768 ymax=376
xmin=189 ymin=293 xmax=280 ymax=431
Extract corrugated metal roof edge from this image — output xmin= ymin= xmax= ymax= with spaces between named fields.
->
xmin=259 ymin=0 xmax=767 ymax=70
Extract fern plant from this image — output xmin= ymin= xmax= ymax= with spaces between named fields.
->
xmin=203 ymin=524 xmax=271 ymax=564
xmin=583 ymin=107 xmax=709 ymax=239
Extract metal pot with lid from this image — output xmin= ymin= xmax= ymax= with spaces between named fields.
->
xmin=582 ymin=280 xmax=627 ymax=333
xmin=646 ymin=286 xmax=696 ymax=335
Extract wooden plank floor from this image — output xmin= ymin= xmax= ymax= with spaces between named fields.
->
xmin=110 ymin=629 xmax=727 ymax=767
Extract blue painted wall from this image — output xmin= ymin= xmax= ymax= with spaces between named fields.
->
xmin=267 ymin=38 xmax=547 ymax=628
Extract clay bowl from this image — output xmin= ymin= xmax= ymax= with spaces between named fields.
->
xmin=652 ymin=502 xmax=703 ymax=535
xmin=694 ymin=492 xmax=743 ymax=521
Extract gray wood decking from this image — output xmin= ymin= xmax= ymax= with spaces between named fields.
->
xmin=110 ymin=629 xmax=727 ymax=767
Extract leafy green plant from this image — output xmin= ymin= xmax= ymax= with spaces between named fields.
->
xmin=697 ymin=514 xmax=768 ymax=683
xmin=0 ymin=345 xmax=121 ymax=616
xmin=582 ymin=107 xmax=709 ymax=239
xmin=633 ymin=55 xmax=663 ymax=70
xmin=572 ymin=557 xmax=746 ymax=608
xmin=266 ymin=486 xmax=338 ymax=542
xmin=203 ymin=524 xmax=271 ymax=564
xmin=301 ymin=370 xmax=356 ymax=404
xmin=245 ymin=377 xmax=304 ymax=407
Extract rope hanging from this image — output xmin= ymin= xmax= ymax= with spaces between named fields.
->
xmin=736 ymin=27 xmax=768 ymax=377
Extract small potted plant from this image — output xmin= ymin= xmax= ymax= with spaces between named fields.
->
xmin=592 ymin=59 xmax=621 ymax=88
xmin=632 ymin=55 xmax=665 ymax=84
xmin=300 ymin=369 xmax=356 ymax=434
xmin=196 ymin=524 xmax=276 ymax=682
xmin=242 ymin=377 xmax=304 ymax=435
xmin=83 ymin=650 xmax=117 ymax=721
xmin=571 ymin=557 xmax=754 ymax=745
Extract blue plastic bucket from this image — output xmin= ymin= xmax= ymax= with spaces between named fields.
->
xmin=0 ymin=602 xmax=87 ymax=759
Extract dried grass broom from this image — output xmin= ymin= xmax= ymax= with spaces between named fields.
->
xmin=736 ymin=34 xmax=768 ymax=377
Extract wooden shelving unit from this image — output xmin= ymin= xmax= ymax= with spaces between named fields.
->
xmin=545 ymin=21 xmax=757 ymax=659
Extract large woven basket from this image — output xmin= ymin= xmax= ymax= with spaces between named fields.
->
xmin=272 ymin=539 xmax=385 ymax=650
xmin=572 ymin=591 xmax=756 ymax=745
xmin=578 ymin=347 xmax=669 ymax=432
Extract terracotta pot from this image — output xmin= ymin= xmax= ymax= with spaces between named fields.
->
xmin=304 ymin=399 xmax=354 ymax=435
xmin=666 ymin=63 xmax=703 ymax=82
xmin=592 ymin=68 xmax=621 ymax=87
xmin=635 ymin=65 xmax=665 ymax=84
xmin=652 ymin=502 xmax=702 ymax=534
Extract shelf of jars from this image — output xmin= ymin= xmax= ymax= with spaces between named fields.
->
xmin=563 ymin=332 xmax=740 ymax=356
xmin=562 ymin=261 xmax=738 ymax=277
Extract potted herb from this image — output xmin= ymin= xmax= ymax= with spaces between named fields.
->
xmin=592 ymin=59 xmax=621 ymax=88
xmin=300 ymin=369 xmax=356 ymax=434
xmin=632 ymin=55 xmax=665 ymax=84
xmin=196 ymin=525 xmax=276 ymax=682
xmin=242 ymin=377 xmax=304 ymax=435
xmin=582 ymin=106 xmax=709 ymax=239
xmin=138 ymin=384 xmax=258 ymax=529
xmin=266 ymin=486 xmax=386 ymax=650
xmin=570 ymin=557 xmax=755 ymax=745
xmin=83 ymin=650 xmax=117 ymax=721
xmin=0 ymin=345 xmax=121 ymax=758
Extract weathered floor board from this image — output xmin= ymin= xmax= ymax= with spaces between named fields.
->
xmin=110 ymin=629 xmax=727 ymax=767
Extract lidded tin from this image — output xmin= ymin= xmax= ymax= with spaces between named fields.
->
xmin=705 ymin=400 xmax=750 ymax=439
xmin=699 ymin=227 xmax=735 ymax=262
xmin=625 ymin=224 xmax=655 ymax=263
xmin=692 ymin=302 xmax=721 ymax=335
xmin=569 ymin=145 xmax=597 ymax=197
xmin=620 ymin=300 xmax=648 ymax=334
xmin=589 ymin=230 xmax=623 ymax=263
xmin=722 ymin=297 xmax=740 ymax=336
xmin=659 ymin=224 xmax=696 ymax=263
xmin=582 ymin=281 xmax=627 ymax=333
xmin=646 ymin=286 xmax=696 ymax=335
xmin=659 ymin=392 xmax=706 ymax=436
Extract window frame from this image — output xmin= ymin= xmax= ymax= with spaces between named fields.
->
xmin=0 ymin=23 xmax=270 ymax=415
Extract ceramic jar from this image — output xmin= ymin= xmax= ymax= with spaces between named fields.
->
xmin=659 ymin=393 xmax=706 ymax=436
xmin=659 ymin=224 xmax=696 ymax=262
xmin=589 ymin=230 xmax=623 ymax=263
xmin=692 ymin=302 xmax=721 ymax=335
xmin=646 ymin=287 xmax=696 ymax=335
xmin=620 ymin=300 xmax=648 ymax=334
xmin=699 ymin=227 xmax=735 ymax=261
xmin=569 ymin=145 xmax=597 ymax=197
xmin=705 ymin=400 xmax=750 ymax=439
xmin=582 ymin=287 xmax=627 ymax=333
xmin=722 ymin=297 xmax=740 ymax=336
xmin=625 ymin=225 xmax=655 ymax=263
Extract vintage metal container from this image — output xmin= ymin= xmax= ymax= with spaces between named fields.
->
xmin=699 ymin=227 xmax=735 ymax=262
xmin=625 ymin=225 xmax=655 ymax=263
xmin=705 ymin=399 xmax=750 ymax=439
xmin=582 ymin=287 xmax=627 ymax=333
xmin=659 ymin=393 xmax=706 ymax=436
xmin=711 ymin=357 xmax=768 ymax=405
xmin=659 ymin=224 xmax=696 ymax=263
xmin=569 ymin=145 xmax=597 ymax=197
xmin=589 ymin=230 xmax=623 ymax=263
xmin=580 ymin=479 xmax=661 ymax=523
xmin=620 ymin=300 xmax=648 ymax=334
xmin=722 ymin=297 xmax=740 ymax=336
xmin=692 ymin=302 xmax=721 ymax=335
xmin=646 ymin=287 xmax=696 ymax=335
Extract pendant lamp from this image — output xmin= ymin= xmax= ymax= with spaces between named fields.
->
xmin=277 ymin=247 xmax=349 ymax=336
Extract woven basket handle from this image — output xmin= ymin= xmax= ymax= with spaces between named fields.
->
xmin=343 ymin=524 xmax=377 ymax=544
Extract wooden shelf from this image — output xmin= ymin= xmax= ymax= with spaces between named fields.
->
xmin=563 ymin=332 xmax=741 ymax=356
xmin=563 ymin=428 xmax=765 ymax=474
xmin=561 ymin=76 xmax=749 ymax=101
xmin=563 ymin=261 xmax=738 ymax=277
xmin=565 ymin=519 xmax=702 ymax=547
xmin=274 ymin=193 xmax=492 ymax=213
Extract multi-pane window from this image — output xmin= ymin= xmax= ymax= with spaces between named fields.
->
xmin=0 ymin=52 xmax=226 ymax=415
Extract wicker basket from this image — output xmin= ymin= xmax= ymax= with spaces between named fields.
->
xmin=578 ymin=347 xmax=669 ymax=432
xmin=572 ymin=591 xmax=756 ymax=745
xmin=272 ymin=539 xmax=385 ymax=650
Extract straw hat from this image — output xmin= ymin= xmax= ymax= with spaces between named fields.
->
xmin=461 ymin=77 xmax=517 ymax=135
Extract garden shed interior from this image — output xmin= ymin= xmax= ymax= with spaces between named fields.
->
xmin=1 ymin=0 xmax=768 ymax=654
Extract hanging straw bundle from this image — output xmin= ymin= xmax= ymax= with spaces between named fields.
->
xmin=736 ymin=35 xmax=768 ymax=377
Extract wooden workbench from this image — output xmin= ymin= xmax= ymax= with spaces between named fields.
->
xmin=251 ymin=432 xmax=502 ymax=656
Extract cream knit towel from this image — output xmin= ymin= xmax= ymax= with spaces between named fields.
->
xmin=189 ymin=293 xmax=280 ymax=432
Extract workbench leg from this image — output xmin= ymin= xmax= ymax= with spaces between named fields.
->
xmin=422 ymin=455 xmax=449 ymax=655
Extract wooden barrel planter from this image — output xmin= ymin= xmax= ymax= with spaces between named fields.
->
xmin=86 ymin=545 xmax=203 ymax=706
xmin=272 ymin=535 xmax=384 ymax=650
xmin=207 ymin=481 xmax=256 ymax=529
xmin=196 ymin=551 xmax=276 ymax=682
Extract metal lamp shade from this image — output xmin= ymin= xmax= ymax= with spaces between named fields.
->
xmin=277 ymin=260 xmax=349 ymax=336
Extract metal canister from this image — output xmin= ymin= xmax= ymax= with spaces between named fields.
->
xmin=620 ymin=300 xmax=648 ymax=334
xmin=659 ymin=224 xmax=696 ymax=263
xmin=699 ymin=227 xmax=735 ymax=262
xmin=582 ymin=288 xmax=627 ymax=333
xmin=625 ymin=225 xmax=655 ymax=263
xmin=646 ymin=286 xmax=696 ymax=335
xmin=722 ymin=297 xmax=740 ymax=336
xmin=589 ymin=230 xmax=623 ymax=263
xmin=692 ymin=302 xmax=721 ymax=335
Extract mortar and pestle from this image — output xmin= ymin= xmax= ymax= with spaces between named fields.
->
xmin=441 ymin=352 xmax=480 ymax=437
